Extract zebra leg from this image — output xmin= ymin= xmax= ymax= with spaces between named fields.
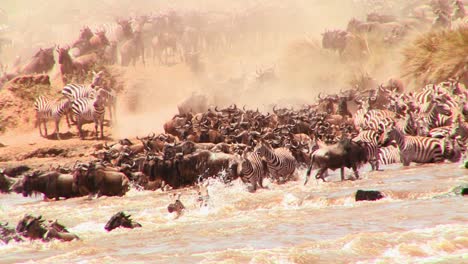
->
xmin=44 ymin=121 xmax=48 ymax=138
xmin=108 ymin=105 xmax=113 ymax=124
xmin=65 ymin=113 xmax=71 ymax=128
xmin=401 ymin=154 xmax=410 ymax=166
xmin=248 ymin=180 xmax=257 ymax=193
xmin=76 ymin=120 xmax=84 ymax=139
xmin=100 ymin=119 xmax=104 ymax=139
xmin=94 ymin=120 xmax=99 ymax=140
xmin=55 ymin=119 xmax=61 ymax=140
xmin=38 ymin=119 xmax=44 ymax=137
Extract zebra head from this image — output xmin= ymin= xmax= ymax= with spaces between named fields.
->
xmin=433 ymin=98 xmax=452 ymax=116
xmin=380 ymin=122 xmax=400 ymax=146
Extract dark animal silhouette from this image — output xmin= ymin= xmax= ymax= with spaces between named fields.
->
xmin=104 ymin=212 xmax=142 ymax=232
xmin=16 ymin=215 xmax=79 ymax=242
xmin=72 ymin=162 xmax=129 ymax=197
xmin=167 ymin=193 xmax=185 ymax=218
xmin=21 ymin=171 xmax=79 ymax=200
xmin=355 ymin=190 xmax=385 ymax=201
xmin=0 ymin=222 xmax=23 ymax=244
xmin=305 ymin=138 xmax=368 ymax=183
xmin=21 ymin=47 xmax=55 ymax=74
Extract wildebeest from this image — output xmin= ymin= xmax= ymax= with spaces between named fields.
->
xmin=177 ymin=92 xmax=209 ymax=115
xmin=16 ymin=215 xmax=79 ymax=242
xmin=72 ymin=162 xmax=130 ymax=197
xmin=321 ymin=29 xmax=370 ymax=61
xmin=0 ymin=170 xmax=21 ymax=193
xmin=105 ymin=212 xmax=142 ymax=231
xmin=304 ymin=138 xmax=368 ymax=184
xmin=57 ymin=45 xmax=85 ymax=81
xmin=1 ymin=165 xmax=31 ymax=177
xmin=21 ymin=47 xmax=55 ymax=74
xmin=0 ymin=222 xmax=23 ymax=244
xmin=71 ymin=26 xmax=94 ymax=56
xmin=120 ymin=30 xmax=145 ymax=66
xmin=167 ymin=193 xmax=185 ymax=218
xmin=20 ymin=171 xmax=79 ymax=200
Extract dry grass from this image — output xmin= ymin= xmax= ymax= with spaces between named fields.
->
xmin=401 ymin=26 xmax=468 ymax=89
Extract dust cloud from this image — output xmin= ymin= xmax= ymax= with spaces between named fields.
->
xmin=1 ymin=0 xmax=414 ymax=138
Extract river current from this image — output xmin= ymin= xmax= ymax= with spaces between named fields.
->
xmin=1 ymin=163 xmax=467 ymax=263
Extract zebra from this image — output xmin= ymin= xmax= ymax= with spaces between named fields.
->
xmin=232 ymin=151 xmax=268 ymax=192
xmin=404 ymin=112 xmax=428 ymax=136
xmin=62 ymin=71 xmax=105 ymax=122
xmin=364 ymin=115 xmax=395 ymax=132
xmin=381 ymin=124 xmax=444 ymax=166
xmin=428 ymin=126 xmax=452 ymax=138
xmin=254 ymin=140 xmax=297 ymax=184
xmin=34 ymin=96 xmax=71 ymax=140
xmin=352 ymin=130 xmax=382 ymax=170
xmin=96 ymin=88 xmax=117 ymax=123
xmin=61 ymin=70 xmax=104 ymax=102
xmin=378 ymin=141 xmax=401 ymax=165
xmin=71 ymin=89 xmax=107 ymax=139
xmin=425 ymin=98 xmax=453 ymax=130
xmin=451 ymin=115 xmax=468 ymax=142
xmin=353 ymin=107 xmax=368 ymax=130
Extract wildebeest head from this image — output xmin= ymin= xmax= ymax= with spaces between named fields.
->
xmin=0 ymin=169 xmax=14 ymax=193
xmin=105 ymin=211 xmax=142 ymax=232
xmin=167 ymin=193 xmax=185 ymax=215
xmin=91 ymin=70 xmax=105 ymax=87
xmin=77 ymin=26 xmax=93 ymax=43
xmin=16 ymin=215 xmax=47 ymax=240
xmin=72 ymin=163 xmax=92 ymax=194
xmin=21 ymin=171 xmax=41 ymax=197
xmin=56 ymin=45 xmax=71 ymax=64
xmin=322 ymin=29 xmax=347 ymax=51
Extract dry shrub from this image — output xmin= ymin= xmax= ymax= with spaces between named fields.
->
xmin=401 ymin=26 xmax=468 ymax=89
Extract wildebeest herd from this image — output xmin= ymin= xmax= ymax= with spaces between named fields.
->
xmin=2 ymin=77 xmax=468 ymax=243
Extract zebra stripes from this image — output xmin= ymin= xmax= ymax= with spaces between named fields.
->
xmin=72 ymin=89 xmax=106 ymax=139
xmin=451 ymin=116 xmax=468 ymax=142
xmin=237 ymin=151 xmax=267 ymax=192
xmin=99 ymin=88 xmax=117 ymax=122
xmin=254 ymin=141 xmax=296 ymax=183
xmin=404 ymin=112 xmax=427 ymax=136
xmin=34 ymin=96 xmax=71 ymax=140
xmin=352 ymin=130 xmax=381 ymax=171
xmin=378 ymin=142 xmax=401 ymax=165
xmin=61 ymin=71 xmax=104 ymax=102
xmin=426 ymin=99 xmax=453 ymax=130
xmin=62 ymin=83 xmax=97 ymax=101
xmin=382 ymin=126 xmax=444 ymax=166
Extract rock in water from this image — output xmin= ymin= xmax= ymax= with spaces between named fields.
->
xmin=462 ymin=188 xmax=468 ymax=196
xmin=355 ymin=190 xmax=384 ymax=201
